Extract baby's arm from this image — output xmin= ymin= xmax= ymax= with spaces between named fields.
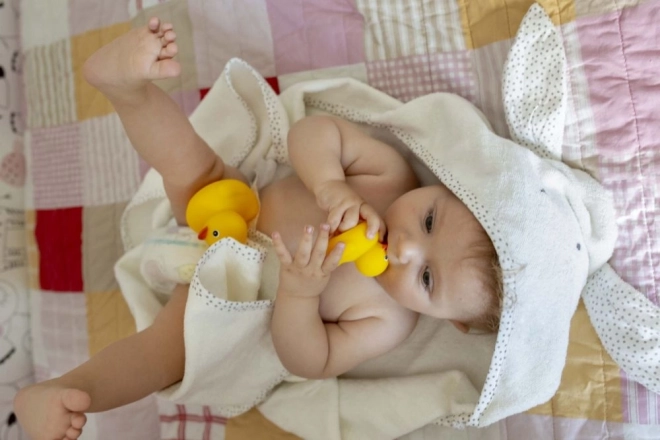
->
xmin=288 ymin=116 xmax=418 ymax=236
xmin=271 ymin=225 xmax=416 ymax=379
xmin=82 ymin=19 xmax=246 ymax=224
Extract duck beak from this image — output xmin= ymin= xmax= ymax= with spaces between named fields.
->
xmin=198 ymin=227 xmax=208 ymax=240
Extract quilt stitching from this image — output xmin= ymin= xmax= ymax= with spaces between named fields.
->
xmin=610 ymin=3 xmax=658 ymax=301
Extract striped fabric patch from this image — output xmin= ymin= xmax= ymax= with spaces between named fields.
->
xmin=24 ymin=40 xmax=77 ymax=128
xmin=622 ymin=370 xmax=660 ymax=425
xmin=80 ymin=114 xmax=141 ymax=206
xmin=559 ymin=21 xmax=599 ymax=173
xmin=356 ymin=0 xmax=465 ymax=60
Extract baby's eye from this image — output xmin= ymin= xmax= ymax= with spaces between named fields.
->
xmin=422 ymin=267 xmax=431 ymax=290
xmin=424 ymin=211 xmax=434 ymax=232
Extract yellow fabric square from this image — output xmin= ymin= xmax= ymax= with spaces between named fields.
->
xmin=459 ymin=0 xmax=575 ymax=49
xmin=71 ymin=22 xmax=131 ymax=121
xmin=85 ymin=290 xmax=136 ymax=356
xmin=227 ymin=408 xmax=301 ymax=440
xmin=83 ymin=203 xmax=128 ymax=294
xmin=24 ymin=210 xmax=40 ymax=290
xmin=527 ymin=301 xmax=623 ymax=421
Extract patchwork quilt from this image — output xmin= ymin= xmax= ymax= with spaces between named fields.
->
xmin=2 ymin=0 xmax=658 ymax=438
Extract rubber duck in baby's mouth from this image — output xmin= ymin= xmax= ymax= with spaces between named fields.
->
xmin=326 ymin=222 xmax=389 ymax=277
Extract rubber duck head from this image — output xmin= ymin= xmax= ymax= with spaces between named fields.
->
xmin=197 ymin=210 xmax=249 ymax=246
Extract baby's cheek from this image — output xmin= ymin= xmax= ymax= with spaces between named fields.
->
xmin=378 ymin=272 xmax=401 ymax=299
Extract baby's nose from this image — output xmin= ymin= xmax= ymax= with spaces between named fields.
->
xmin=389 ymin=236 xmax=418 ymax=265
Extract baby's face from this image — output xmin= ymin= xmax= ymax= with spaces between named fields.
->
xmin=377 ymin=184 xmax=491 ymax=327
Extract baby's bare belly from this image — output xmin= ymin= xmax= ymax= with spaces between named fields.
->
xmin=256 ymin=175 xmax=396 ymax=322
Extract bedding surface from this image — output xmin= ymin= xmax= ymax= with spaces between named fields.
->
xmin=13 ymin=0 xmax=660 ymax=439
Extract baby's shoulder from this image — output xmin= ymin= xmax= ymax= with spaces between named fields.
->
xmin=337 ymin=285 xmax=419 ymax=341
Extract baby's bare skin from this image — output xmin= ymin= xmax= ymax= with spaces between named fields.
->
xmin=15 ymin=16 xmax=492 ymax=439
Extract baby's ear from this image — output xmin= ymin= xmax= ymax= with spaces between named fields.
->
xmin=450 ymin=320 xmax=470 ymax=333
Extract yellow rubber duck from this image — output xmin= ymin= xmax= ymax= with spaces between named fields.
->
xmin=327 ymin=222 xmax=389 ymax=277
xmin=186 ymin=179 xmax=259 ymax=245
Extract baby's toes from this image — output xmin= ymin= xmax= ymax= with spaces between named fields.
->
xmin=148 ymin=17 xmax=161 ymax=32
xmin=159 ymin=42 xmax=178 ymax=59
xmin=65 ymin=426 xmax=82 ymax=439
xmin=157 ymin=22 xmax=174 ymax=38
xmin=161 ymin=29 xmax=176 ymax=46
xmin=70 ymin=412 xmax=87 ymax=430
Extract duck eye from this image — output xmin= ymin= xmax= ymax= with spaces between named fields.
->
xmin=213 ymin=230 xmax=219 ymax=237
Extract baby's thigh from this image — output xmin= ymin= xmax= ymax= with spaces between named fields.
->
xmin=164 ymin=156 xmax=248 ymax=225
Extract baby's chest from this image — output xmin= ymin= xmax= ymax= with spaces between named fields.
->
xmin=318 ymin=264 xmax=392 ymax=322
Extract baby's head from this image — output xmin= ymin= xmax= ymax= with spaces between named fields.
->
xmin=377 ymin=184 xmax=503 ymax=333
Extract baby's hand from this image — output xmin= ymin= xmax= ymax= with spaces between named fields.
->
xmin=272 ymin=224 xmax=345 ymax=298
xmin=315 ymin=180 xmax=385 ymax=239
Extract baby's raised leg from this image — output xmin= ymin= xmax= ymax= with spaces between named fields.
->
xmin=83 ymin=18 xmax=245 ymax=223
xmin=14 ymin=284 xmax=189 ymax=440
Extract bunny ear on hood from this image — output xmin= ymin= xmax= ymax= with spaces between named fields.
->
xmin=502 ymin=1 xmax=660 ymax=407
xmin=430 ymin=3 xmax=658 ymax=424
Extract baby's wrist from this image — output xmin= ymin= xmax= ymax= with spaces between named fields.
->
xmin=276 ymin=288 xmax=322 ymax=301
xmin=314 ymin=178 xmax=345 ymax=205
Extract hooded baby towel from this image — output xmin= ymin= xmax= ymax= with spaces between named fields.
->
xmin=115 ymin=4 xmax=660 ymax=439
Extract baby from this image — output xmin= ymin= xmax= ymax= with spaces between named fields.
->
xmin=14 ymin=18 xmax=502 ymax=440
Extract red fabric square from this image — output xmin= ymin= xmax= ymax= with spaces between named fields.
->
xmin=265 ymin=77 xmax=280 ymax=95
xmin=35 ymin=208 xmax=84 ymax=292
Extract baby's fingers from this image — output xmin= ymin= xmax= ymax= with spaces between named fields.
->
xmin=309 ymin=224 xmax=331 ymax=268
xmin=293 ymin=225 xmax=314 ymax=267
xmin=272 ymin=232 xmax=292 ymax=265
xmin=338 ymin=204 xmax=361 ymax=232
xmin=322 ymin=240 xmax=345 ymax=273
xmin=327 ymin=207 xmax=344 ymax=233
xmin=359 ymin=204 xmax=385 ymax=240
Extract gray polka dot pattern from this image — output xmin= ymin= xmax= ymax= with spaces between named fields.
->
xmin=502 ymin=4 xmax=566 ymax=162
xmin=583 ymin=265 xmax=660 ymax=394
xmin=191 ymin=232 xmax=273 ymax=311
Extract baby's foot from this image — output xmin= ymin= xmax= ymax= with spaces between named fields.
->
xmin=83 ymin=17 xmax=180 ymax=99
xmin=14 ymin=382 xmax=91 ymax=440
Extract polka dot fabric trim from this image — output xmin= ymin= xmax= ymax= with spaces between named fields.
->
xmin=190 ymin=235 xmax=273 ymax=311
xmin=502 ymin=4 xmax=566 ymax=161
xmin=222 ymin=59 xmax=289 ymax=167
xmin=583 ymin=264 xmax=660 ymax=394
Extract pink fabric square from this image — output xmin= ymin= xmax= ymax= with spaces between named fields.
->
xmin=68 ymin=0 xmax=131 ymax=36
xmin=266 ymin=0 xmax=365 ymax=75
xmin=367 ymin=52 xmax=476 ymax=103
xmin=38 ymin=292 xmax=88 ymax=376
xmin=578 ymin=3 xmax=659 ymax=305
xmin=578 ymin=2 xmax=660 ymax=423
xmin=188 ymin=0 xmax=276 ymax=89
xmin=31 ymin=124 xmax=84 ymax=209
xmin=96 ymin=395 xmax=161 ymax=440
